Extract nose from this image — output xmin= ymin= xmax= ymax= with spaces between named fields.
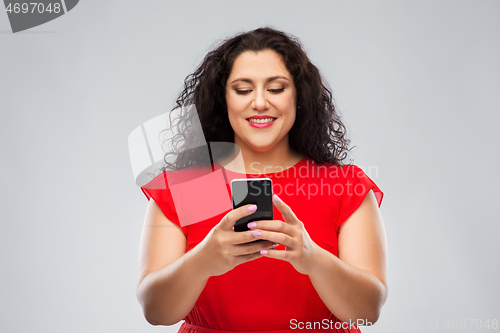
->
xmin=252 ymin=89 xmax=269 ymax=111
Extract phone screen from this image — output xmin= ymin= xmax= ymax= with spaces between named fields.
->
xmin=231 ymin=178 xmax=273 ymax=232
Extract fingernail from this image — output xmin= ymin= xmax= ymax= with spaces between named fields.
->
xmin=252 ymin=230 xmax=262 ymax=236
xmin=273 ymin=194 xmax=280 ymax=202
xmin=260 ymin=250 xmax=268 ymax=255
xmin=248 ymin=205 xmax=257 ymax=211
xmin=247 ymin=222 xmax=257 ymax=229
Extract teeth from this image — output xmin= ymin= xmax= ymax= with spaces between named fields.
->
xmin=248 ymin=118 xmax=275 ymax=123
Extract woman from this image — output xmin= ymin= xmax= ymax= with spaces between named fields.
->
xmin=137 ymin=27 xmax=388 ymax=332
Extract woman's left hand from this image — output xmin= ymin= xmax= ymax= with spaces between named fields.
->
xmin=247 ymin=194 xmax=321 ymax=275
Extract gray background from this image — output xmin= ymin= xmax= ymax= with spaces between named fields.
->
xmin=1 ymin=0 xmax=499 ymax=332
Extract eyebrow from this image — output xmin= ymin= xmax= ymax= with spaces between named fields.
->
xmin=230 ymin=76 xmax=290 ymax=84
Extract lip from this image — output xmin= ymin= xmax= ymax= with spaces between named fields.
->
xmin=246 ymin=115 xmax=277 ymax=119
xmin=246 ymin=117 xmax=277 ymax=128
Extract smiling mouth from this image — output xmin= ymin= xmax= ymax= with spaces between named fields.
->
xmin=246 ymin=117 xmax=276 ymax=123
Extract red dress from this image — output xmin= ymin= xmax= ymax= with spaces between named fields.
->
xmin=141 ymin=156 xmax=384 ymax=333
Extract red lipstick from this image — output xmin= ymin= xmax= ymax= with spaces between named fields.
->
xmin=246 ymin=115 xmax=277 ymax=128
xmin=246 ymin=115 xmax=276 ymax=119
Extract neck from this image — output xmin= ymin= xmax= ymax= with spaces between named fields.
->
xmin=218 ymin=135 xmax=304 ymax=174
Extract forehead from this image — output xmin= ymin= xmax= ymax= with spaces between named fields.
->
xmin=228 ymin=50 xmax=291 ymax=80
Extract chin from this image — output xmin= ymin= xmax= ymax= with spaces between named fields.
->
xmin=247 ymin=142 xmax=277 ymax=153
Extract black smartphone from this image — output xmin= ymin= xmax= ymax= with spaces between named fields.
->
xmin=231 ymin=178 xmax=273 ymax=232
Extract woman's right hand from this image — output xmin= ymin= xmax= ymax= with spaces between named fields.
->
xmin=192 ymin=204 xmax=275 ymax=277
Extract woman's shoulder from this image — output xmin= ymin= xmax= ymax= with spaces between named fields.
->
xmin=142 ymin=163 xmax=215 ymax=189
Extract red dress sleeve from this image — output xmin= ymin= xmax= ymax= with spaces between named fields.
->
xmin=140 ymin=172 xmax=188 ymax=238
xmin=337 ymin=165 xmax=383 ymax=230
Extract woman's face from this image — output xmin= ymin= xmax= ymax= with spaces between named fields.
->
xmin=225 ymin=49 xmax=296 ymax=154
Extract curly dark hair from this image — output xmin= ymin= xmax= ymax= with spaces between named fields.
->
xmin=161 ymin=27 xmax=352 ymax=171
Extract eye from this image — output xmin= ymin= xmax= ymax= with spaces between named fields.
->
xmin=235 ymin=90 xmax=252 ymax=95
xmin=268 ymin=88 xmax=285 ymax=94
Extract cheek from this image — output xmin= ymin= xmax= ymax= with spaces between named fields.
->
xmin=225 ymin=96 xmax=237 ymax=123
xmin=225 ymin=102 xmax=242 ymax=132
xmin=281 ymin=102 xmax=297 ymax=122
xmin=226 ymin=110 xmax=237 ymax=130
xmin=282 ymin=99 xmax=296 ymax=127
xmin=226 ymin=95 xmax=246 ymax=115
xmin=287 ymin=112 xmax=297 ymax=129
xmin=277 ymin=92 xmax=296 ymax=114
xmin=226 ymin=105 xmax=240 ymax=125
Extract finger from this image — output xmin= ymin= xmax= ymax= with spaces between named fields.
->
xmin=230 ymin=227 xmax=284 ymax=246
xmin=232 ymin=240 xmax=274 ymax=256
xmin=234 ymin=251 xmax=265 ymax=265
xmin=259 ymin=248 xmax=289 ymax=261
xmin=272 ymin=194 xmax=300 ymax=225
xmin=247 ymin=220 xmax=295 ymax=237
xmin=220 ymin=204 xmax=257 ymax=231
xmin=230 ymin=229 xmax=264 ymax=245
xmin=250 ymin=229 xmax=295 ymax=248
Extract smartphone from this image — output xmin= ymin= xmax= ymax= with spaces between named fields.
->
xmin=231 ymin=178 xmax=273 ymax=232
